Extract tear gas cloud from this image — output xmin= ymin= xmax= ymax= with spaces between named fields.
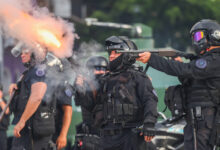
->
xmin=0 ymin=0 xmax=75 ymax=59
xmin=0 ymin=0 xmax=106 ymax=100
xmin=45 ymin=41 xmax=106 ymax=97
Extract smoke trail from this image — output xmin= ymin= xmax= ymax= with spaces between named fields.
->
xmin=0 ymin=0 xmax=75 ymax=59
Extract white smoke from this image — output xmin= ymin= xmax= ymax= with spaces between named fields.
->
xmin=71 ymin=40 xmax=107 ymax=92
xmin=0 ymin=0 xmax=75 ymax=59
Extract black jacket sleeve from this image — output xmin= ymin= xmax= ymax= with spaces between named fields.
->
xmin=148 ymin=53 xmax=220 ymax=79
xmin=74 ymin=82 xmax=95 ymax=112
xmin=136 ymin=72 xmax=158 ymax=125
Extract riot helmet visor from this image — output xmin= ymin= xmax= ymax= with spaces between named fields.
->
xmin=192 ymin=31 xmax=205 ymax=42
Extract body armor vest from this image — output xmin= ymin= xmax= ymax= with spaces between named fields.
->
xmin=101 ymin=70 xmax=143 ymax=127
xmin=185 ymin=52 xmax=220 ymax=108
xmin=81 ymin=107 xmax=94 ymax=125
xmin=186 ymin=79 xmax=220 ymax=108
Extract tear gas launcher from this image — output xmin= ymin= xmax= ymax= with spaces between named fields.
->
xmin=115 ymin=48 xmax=195 ymax=60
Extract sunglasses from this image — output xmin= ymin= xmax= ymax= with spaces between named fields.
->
xmin=192 ymin=31 xmax=205 ymax=42
xmin=95 ymin=67 xmax=107 ymax=71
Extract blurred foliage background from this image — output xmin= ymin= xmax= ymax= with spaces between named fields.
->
xmin=75 ymin=0 xmax=220 ymax=51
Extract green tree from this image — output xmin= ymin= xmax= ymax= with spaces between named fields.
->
xmin=80 ymin=0 xmax=220 ymax=51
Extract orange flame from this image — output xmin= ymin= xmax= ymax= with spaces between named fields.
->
xmin=36 ymin=29 xmax=61 ymax=48
xmin=5 ymin=10 xmax=62 ymax=49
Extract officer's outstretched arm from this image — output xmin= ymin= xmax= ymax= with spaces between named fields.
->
xmin=56 ymin=105 xmax=72 ymax=150
xmin=13 ymin=82 xmax=47 ymax=138
xmin=138 ymin=52 xmax=220 ymax=79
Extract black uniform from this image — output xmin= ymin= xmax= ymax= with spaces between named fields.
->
xmin=96 ymin=66 xmax=158 ymax=150
xmin=0 ymin=99 xmax=10 ymax=150
xmin=10 ymin=64 xmax=55 ymax=150
xmin=148 ymin=49 xmax=220 ymax=150
xmin=52 ymin=83 xmax=73 ymax=143
xmin=74 ymin=78 xmax=100 ymax=150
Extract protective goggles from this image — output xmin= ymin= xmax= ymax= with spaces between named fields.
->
xmin=192 ymin=31 xmax=205 ymax=42
xmin=95 ymin=66 xmax=107 ymax=71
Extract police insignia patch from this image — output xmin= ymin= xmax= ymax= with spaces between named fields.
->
xmin=36 ymin=69 xmax=45 ymax=77
xmin=36 ymin=64 xmax=46 ymax=77
xmin=195 ymin=58 xmax=207 ymax=69
xmin=65 ymin=89 xmax=72 ymax=97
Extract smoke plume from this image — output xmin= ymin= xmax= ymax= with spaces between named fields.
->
xmin=0 ymin=0 xmax=75 ymax=59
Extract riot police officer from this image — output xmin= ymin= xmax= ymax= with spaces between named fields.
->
xmin=94 ymin=36 xmax=158 ymax=150
xmin=73 ymin=56 xmax=108 ymax=150
xmin=0 ymin=84 xmax=10 ymax=150
xmin=137 ymin=19 xmax=220 ymax=150
xmin=9 ymin=47 xmax=55 ymax=150
xmin=52 ymin=80 xmax=73 ymax=150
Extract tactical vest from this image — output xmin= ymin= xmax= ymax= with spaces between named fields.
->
xmin=101 ymin=69 xmax=143 ymax=127
xmin=186 ymin=79 xmax=220 ymax=108
xmin=81 ymin=107 xmax=94 ymax=125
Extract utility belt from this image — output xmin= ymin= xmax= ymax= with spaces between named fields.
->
xmin=187 ymin=106 xmax=205 ymax=122
xmin=76 ymin=123 xmax=100 ymax=135
xmin=100 ymin=122 xmax=140 ymax=136
xmin=100 ymin=128 xmax=131 ymax=136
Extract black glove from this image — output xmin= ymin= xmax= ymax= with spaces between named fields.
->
xmin=143 ymin=123 xmax=156 ymax=137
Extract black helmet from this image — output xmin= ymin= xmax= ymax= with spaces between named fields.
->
xmin=105 ymin=36 xmax=138 ymax=54
xmin=105 ymin=36 xmax=138 ymax=71
xmin=190 ymin=19 xmax=220 ymax=54
xmin=86 ymin=56 xmax=108 ymax=71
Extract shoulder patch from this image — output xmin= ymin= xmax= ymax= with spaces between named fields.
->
xmin=35 ymin=64 xmax=46 ymax=77
xmin=65 ymin=88 xmax=73 ymax=97
xmin=195 ymin=58 xmax=207 ymax=69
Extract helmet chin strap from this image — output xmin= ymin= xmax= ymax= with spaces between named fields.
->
xmin=206 ymin=46 xmax=220 ymax=52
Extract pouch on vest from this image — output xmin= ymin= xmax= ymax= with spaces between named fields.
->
xmin=32 ymin=106 xmax=55 ymax=137
xmin=164 ymin=85 xmax=185 ymax=117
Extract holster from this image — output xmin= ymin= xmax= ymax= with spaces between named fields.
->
xmin=32 ymin=105 xmax=55 ymax=138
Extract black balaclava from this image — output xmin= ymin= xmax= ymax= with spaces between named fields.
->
xmin=109 ymin=54 xmax=124 ymax=72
